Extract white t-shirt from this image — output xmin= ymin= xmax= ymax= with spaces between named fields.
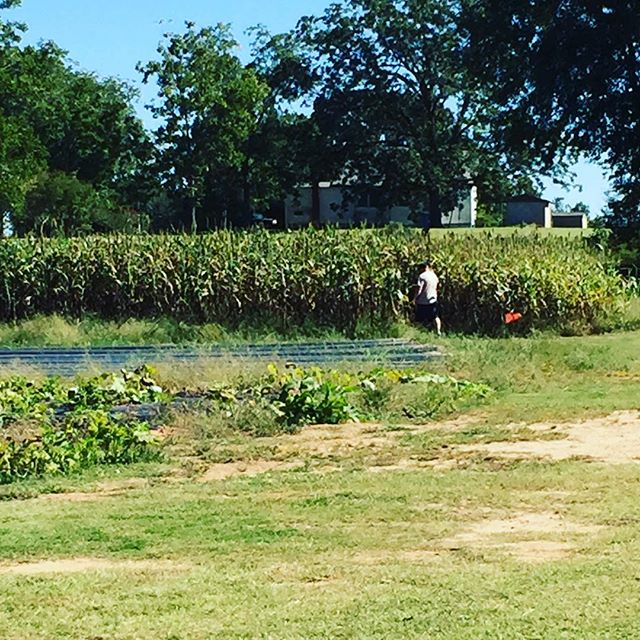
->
xmin=416 ymin=269 xmax=438 ymax=305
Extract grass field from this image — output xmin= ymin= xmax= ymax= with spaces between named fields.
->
xmin=2 ymin=331 xmax=640 ymax=638
xmin=0 ymin=302 xmax=639 ymax=348
xmin=0 ymin=315 xmax=378 ymax=347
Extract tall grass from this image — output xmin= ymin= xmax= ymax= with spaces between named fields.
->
xmin=0 ymin=228 xmax=627 ymax=334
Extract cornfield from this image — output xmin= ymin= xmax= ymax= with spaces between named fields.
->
xmin=0 ymin=228 xmax=627 ymax=334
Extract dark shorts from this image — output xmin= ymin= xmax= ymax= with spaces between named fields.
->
xmin=415 ymin=302 xmax=439 ymax=324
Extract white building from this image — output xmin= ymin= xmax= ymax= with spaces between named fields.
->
xmin=284 ymin=182 xmax=477 ymax=228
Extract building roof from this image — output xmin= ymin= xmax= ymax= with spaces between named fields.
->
xmin=507 ymin=194 xmax=551 ymax=204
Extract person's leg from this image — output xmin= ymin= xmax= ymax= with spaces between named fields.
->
xmin=427 ymin=303 xmax=442 ymax=336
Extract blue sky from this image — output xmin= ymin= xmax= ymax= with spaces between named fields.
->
xmin=7 ymin=0 xmax=611 ymax=215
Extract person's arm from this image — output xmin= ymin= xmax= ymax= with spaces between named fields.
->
xmin=412 ymin=279 xmax=425 ymax=304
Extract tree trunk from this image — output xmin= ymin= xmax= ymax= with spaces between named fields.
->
xmin=191 ymin=202 xmax=197 ymax=234
xmin=429 ymin=190 xmax=443 ymax=228
xmin=240 ymin=162 xmax=253 ymax=227
xmin=311 ymin=179 xmax=321 ymax=227
xmin=242 ymin=185 xmax=252 ymax=226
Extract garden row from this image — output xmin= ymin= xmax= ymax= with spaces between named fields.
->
xmin=0 ymin=368 xmax=162 ymax=484
xmin=0 ymin=228 xmax=627 ymax=333
xmin=0 ymin=365 xmax=489 ymax=484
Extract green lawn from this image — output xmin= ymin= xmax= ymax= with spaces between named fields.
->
xmin=1 ymin=331 xmax=640 ymax=639
xmin=2 ymin=461 xmax=640 ymax=639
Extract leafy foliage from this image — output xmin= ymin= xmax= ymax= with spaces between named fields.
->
xmin=0 ymin=11 xmax=151 ymax=234
xmin=467 ymin=0 xmax=640 ymax=222
xmin=14 ymin=172 xmax=142 ymax=237
xmin=0 ymin=359 xmax=493 ymax=482
xmin=139 ymin=23 xmax=273 ymax=230
xmin=201 ymin=365 xmax=491 ymax=433
xmin=390 ymin=373 xmax=492 ymax=421
xmin=0 ymin=367 xmax=163 ymax=483
xmin=269 ymin=367 xmax=360 ymax=426
xmin=283 ymin=0 xmax=541 ymax=227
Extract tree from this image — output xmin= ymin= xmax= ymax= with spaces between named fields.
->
xmin=0 ymin=41 xmax=150 ymax=192
xmin=250 ymin=28 xmax=339 ymax=225
xmin=286 ymin=0 xmax=538 ymax=227
xmin=466 ymin=0 xmax=640 ymax=225
xmin=0 ymin=3 xmax=45 ymax=223
xmin=0 ymin=115 xmax=45 ymax=220
xmin=13 ymin=171 xmax=139 ymax=237
xmin=0 ymin=0 xmax=22 ymax=43
xmin=573 ymin=201 xmax=590 ymax=215
xmin=139 ymin=23 xmax=270 ymax=230
xmin=0 ymin=2 xmax=151 ymax=234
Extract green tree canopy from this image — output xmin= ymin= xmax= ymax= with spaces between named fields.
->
xmin=0 ymin=0 xmax=43 ymax=218
xmin=0 ymin=40 xmax=149 ymax=192
xmin=139 ymin=23 xmax=273 ymax=230
xmin=14 ymin=171 xmax=142 ymax=237
xmin=467 ymin=0 xmax=640 ymax=224
xmin=283 ymin=0 xmax=539 ymax=227
xmin=0 ymin=0 xmax=151 ymax=235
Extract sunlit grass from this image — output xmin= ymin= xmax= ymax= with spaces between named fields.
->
xmin=0 ymin=314 xmax=409 ymax=346
xmin=1 ymin=330 xmax=640 ymax=637
xmin=1 ymin=461 xmax=639 ymax=639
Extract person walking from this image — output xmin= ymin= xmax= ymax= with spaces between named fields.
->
xmin=413 ymin=261 xmax=442 ymax=335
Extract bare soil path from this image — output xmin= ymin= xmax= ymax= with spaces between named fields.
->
xmin=455 ymin=410 xmax=640 ymax=464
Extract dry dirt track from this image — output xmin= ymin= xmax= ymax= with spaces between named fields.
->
xmin=454 ymin=410 xmax=640 ymax=464
xmin=191 ymin=411 xmax=640 ymax=485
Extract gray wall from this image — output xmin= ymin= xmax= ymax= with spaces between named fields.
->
xmin=506 ymin=202 xmax=552 ymax=228
xmin=553 ymin=213 xmax=588 ymax=228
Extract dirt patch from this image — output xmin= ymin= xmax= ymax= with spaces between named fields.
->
xmin=452 ymin=511 xmax=598 ymax=537
xmin=456 ymin=411 xmax=640 ymax=464
xmin=498 ymin=540 xmax=574 ymax=562
xmin=442 ymin=510 xmax=601 ymax=562
xmin=0 ymin=558 xmax=184 ymax=576
xmin=195 ymin=411 xmax=640 ymax=481
xmin=277 ymin=416 xmax=482 ymax=459
xmin=200 ymin=460 xmax=299 ymax=482
xmin=198 ymin=415 xmax=487 ymax=481
xmin=196 ymin=415 xmax=484 ymax=482
xmin=276 ymin=422 xmax=392 ymax=458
